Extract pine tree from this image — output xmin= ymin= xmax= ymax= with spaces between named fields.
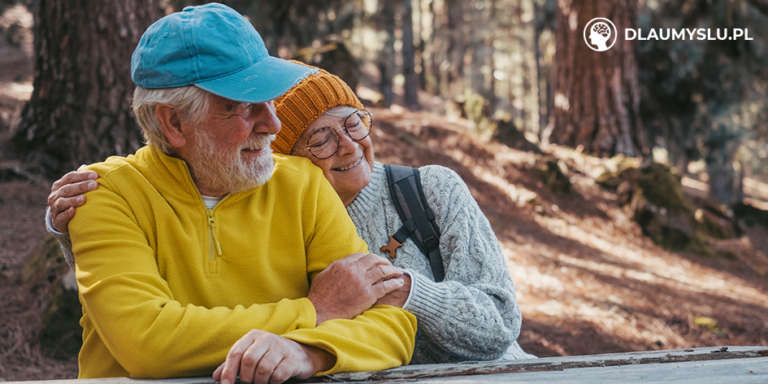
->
xmin=11 ymin=0 xmax=159 ymax=178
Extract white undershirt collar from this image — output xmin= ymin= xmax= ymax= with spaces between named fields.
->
xmin=202 ymin=195 xmax=224 ymax=209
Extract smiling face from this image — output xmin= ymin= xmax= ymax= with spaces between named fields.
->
xmin=291 ymin=106 xmax=375 ymax=206
xmin=183 ymin=95 xmax=281 ymax=196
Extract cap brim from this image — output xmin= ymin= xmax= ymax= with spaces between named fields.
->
xmin=195 ymin=57 xmax=318 ymax=103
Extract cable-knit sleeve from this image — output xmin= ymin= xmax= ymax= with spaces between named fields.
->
xmin=45 ymin=207 xmax=76 ymax=270
xmin=404 ymin=165 xmax=522 ymax=362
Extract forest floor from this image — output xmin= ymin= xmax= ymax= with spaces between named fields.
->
xmin=2 ymin=9 xmax=768 ymax=381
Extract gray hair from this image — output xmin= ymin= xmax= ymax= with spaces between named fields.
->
xmin=323 ymin=105 xmax=359 ymax=119
xmin=132 ymin=85 xmax=214 ymax=154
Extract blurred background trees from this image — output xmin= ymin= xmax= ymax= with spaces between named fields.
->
xmin=3 ymin=0 xmax=768 ymax=206
xmin=637 ymin=0 xmax=768 ymax=205
xmin=9 ymin=0 xmax=157 ymax=179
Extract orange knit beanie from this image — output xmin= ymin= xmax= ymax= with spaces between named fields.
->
xmin=271 ymin=61 xmax=363 ymax=155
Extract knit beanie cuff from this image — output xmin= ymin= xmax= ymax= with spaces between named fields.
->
xmin=272 ymin=61 xmax=363 ymax=155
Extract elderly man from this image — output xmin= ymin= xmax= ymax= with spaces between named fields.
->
xmin=53 ymin=3 xmax=416 ymax=383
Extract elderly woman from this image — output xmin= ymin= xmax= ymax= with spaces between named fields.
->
xmin=46 ymin=67 xmax=534 ymax=364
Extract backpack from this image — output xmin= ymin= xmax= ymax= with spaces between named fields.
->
xmin=379 ymin=164 xmax=445 ymax=282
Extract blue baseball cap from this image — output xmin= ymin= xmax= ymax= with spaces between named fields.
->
xmin=131 ymin=3 xmax=317 ymax=103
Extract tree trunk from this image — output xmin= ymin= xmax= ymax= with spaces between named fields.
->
xmin=487 ymin=31 xmax=496 ymax=110
xmin=11 ymin=0 xmax=159 ymax=179
xmin=549 ymin=0 xmax=647 ymax=157
xmin=401 ymin=0 xmax=419 ymax=110
xmin=444 ymin=0 xmax=463 ymax=96
xmin=705 ymin=124 xmax=739 ymax=205
xmin=429 ymin=0 xmax=442 ymax=97
xmin=734 ymin=160 xmax=745 ymax=205
xmin=412 ymin=0 xmax=424 ymax=92
xmin=533 ymin=1 xmax=544 ymax=138
xmin=377 ymin=0 xmax=396 ymax=108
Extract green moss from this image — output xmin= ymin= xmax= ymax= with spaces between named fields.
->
xmin=597 ymin=155 xmax=641 ymax=191
xmin=604 ymin=162 xmax=734 ymax=258
xmin=683 ymin=233 xmax=717 ymax=257
xmin=699 ymin=213 xmax=728 ymax=239
xmin=637 ymin=163 xmax=692 ymax=215
xmin=460 ymin=90 xmax=494 ymax=136
xmin=536 ymin=159 xmax=577 ymax=196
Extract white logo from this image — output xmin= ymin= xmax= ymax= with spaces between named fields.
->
xmin=584 ymin=18 xmax=617 ymax=52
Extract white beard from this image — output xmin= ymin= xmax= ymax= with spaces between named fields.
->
xmin=187 ymin=130 xmax=275 ymax=194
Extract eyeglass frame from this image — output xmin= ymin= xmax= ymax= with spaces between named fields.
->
xmin=303 ymin=109 xmax=373 ymax=160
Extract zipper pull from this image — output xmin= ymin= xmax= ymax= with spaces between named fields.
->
xmin=207 ymin=209 xmax=222 ymax=256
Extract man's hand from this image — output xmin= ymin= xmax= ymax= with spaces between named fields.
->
xmin=307 ymin=253 xmax=405 ymax=325
xmin=374 ymin=273 xmax=411 ymax=308
xmin=212 ymin=330 xmax=334 ymax=384
xmin=47 ymin=166 xmax=99 ymax=233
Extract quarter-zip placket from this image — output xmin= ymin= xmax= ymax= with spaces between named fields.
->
xmin=207 ymin=209 xmax=223 ymax=261
xmin=179 ymin=159 xmax=224 ymax=275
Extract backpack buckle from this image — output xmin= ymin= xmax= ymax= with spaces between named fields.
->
xmin=424 ymin=236 xmax=438 ymax=250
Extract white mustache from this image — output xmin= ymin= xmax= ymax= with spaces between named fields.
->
xmin=241 ymin=134 xmax=275 ymax=151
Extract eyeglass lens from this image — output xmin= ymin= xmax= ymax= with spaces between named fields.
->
xmin=307 ymin=110 xmax=372 ymax=159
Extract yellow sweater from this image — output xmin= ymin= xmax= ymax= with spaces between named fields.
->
xmin=69 ymin=146 xmax=416 ymax=378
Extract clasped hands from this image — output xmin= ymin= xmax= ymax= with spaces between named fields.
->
xmin=216 ymin=252 xmax=412 ymax=384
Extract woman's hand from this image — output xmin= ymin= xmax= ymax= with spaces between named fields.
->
xmin=47 ymin=167 xmax=99 ymax=233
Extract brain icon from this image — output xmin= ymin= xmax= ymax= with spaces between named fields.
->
xmin=593 ymin=22 xmax=610 ymax=37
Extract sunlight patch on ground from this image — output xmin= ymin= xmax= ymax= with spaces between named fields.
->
xmin=472 ymin=165 xmax=538 ymax=206
xmin=494 ymin=147 xmax=538 ymax=166
xmin=511 ymin=266 xmax=565 ymax=295
xmin=540 ymin=298 xmax=688 ymax=347
xmin=573 ymin=299 xmax=620 ymax=318
xmin=526 ymin=300 xmax=567 ymax=317
xmin=554 ymin=245 xmax=768 ymax=307
xmin=502 ymin=245 xmax=566 ymax=297
xmin=522 ymin=297 xmax=689 ymax=348
xmin=529 ymin=210 xmax=768 ymax=306
xmin=536 ymin=214 xmax=649 ymax=265
xmin=444 ymin=144 xmax=539 ymax=206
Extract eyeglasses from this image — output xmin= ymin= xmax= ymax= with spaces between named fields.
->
xmin=305 ymin=109 xmax=373 ymax=160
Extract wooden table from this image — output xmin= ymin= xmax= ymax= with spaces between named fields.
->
xmin=9 ymin=346 xmax=767 ymax=384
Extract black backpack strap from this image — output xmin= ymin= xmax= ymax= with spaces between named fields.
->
xmin=382 ymin=164 xmax=445 ymax=282
xmin=414 ymin=168 xmax=440 ymax=239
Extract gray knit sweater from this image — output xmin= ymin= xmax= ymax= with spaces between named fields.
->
xmin=347 ymin=162 xmax=534 ymax=364
xmin=48 ymin=161 xmax=534 ymax=364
